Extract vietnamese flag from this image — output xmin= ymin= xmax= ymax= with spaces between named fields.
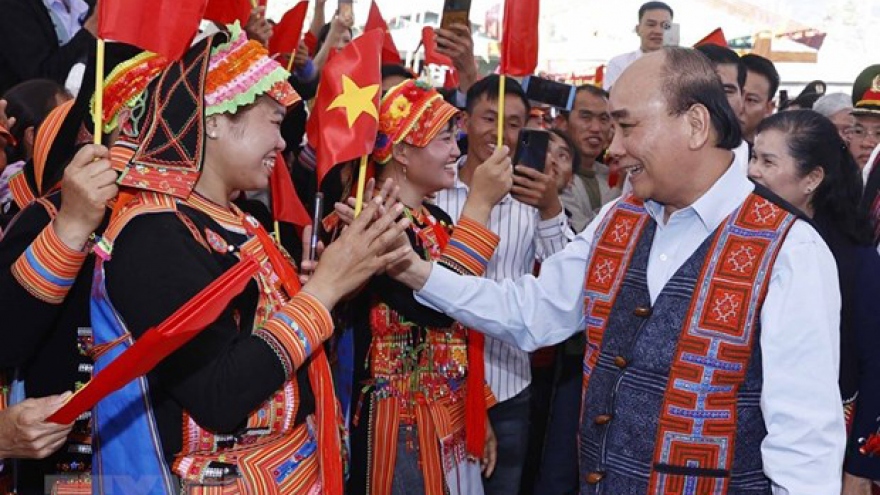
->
xmin=271 ymin=151 xmax=311 ymax=228
xmin=365 ymin=1 xmax=402 ymax=65
xmin=307 ymin=29 xmax=383 ymax=184
xmin=48 ymin=256 xmax=261 ymax=424
xmin=268 ymin=1 xmax=310 ymax=57
xmin=203 ymin=0 xmax=251 ymax=26
xmin=499 ymin=0 xmax=539 ymax=76
xmin=421 ymin=26 xmax=453 ymax=67
xmin=694 ymin=28 xmax=728 ymax=48
xmin=98 ymin=0 xmax=207 ymax=60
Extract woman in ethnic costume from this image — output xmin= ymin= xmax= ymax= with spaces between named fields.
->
xmin=343 ymin=80 xmax=512 ymax=495
xmin=748 ymin=109 xmax=880 ymax=494
xmin=89 ymin=26 xmax=411 ymax=494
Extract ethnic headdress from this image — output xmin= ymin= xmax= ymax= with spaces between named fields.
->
xmin=373 ymin=79 xmax=459 ymax=165
xmin=205 ymin=23 xmax=300 ymax=116
xmin=114 ymin=25 xmax=300 ymax=199
xmin=852 ymin=65 xmax=880 ymax=117
xmin=93 ymin=51 xmax=169 ymax=135
xmin=36 ymin=42 xmax=145 ymax=194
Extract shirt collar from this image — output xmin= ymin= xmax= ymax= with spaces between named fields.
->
xmin=644 ymin=153 xmax=754 ymax=232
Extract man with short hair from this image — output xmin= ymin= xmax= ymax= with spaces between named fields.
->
xmin=852 ymin=65 xmax=880 ymax=255
xmin=603 ymin=1 xmax=674 ymax=90
xmin=813 ymin=92 xmax=855 ymax=141
xmin=850 ymin=66 xmax=880 ymax=172
xmin=555 ymin=85 xmax=618 ymax=231
xmin=695 ymin=43 xmax=745 ymax=122
xmin=433 ymin=74 xmax=571 ymax=495
xmin=740 ymin=53 xmax=779 ymax=143
xmin=393 ymin=47 xmax=845 ymax=494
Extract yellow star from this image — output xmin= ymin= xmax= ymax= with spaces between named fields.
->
xmin=327 ymin=75 xmax=380 ymax=128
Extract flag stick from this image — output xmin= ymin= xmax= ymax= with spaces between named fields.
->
xmin=496 ymin=74 xmax=505 ymax=149
xmin=354 ymin=155 xmax=369 ymax=217
xmin=274 ymin=220 xmax=281 ymax=242
xmin=286 ymin=50 xmax=296 ymax=72
xmin=93 ymin=39 xmax=105 ymax=145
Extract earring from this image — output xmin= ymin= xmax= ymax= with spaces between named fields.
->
xmin=806 ymin=187 xmax=814 ymax=194
xmin=207 ymin=132 xmax=217 ymax=139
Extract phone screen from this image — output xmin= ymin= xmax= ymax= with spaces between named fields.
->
xmin=441 ymin=0 xmax=472 ymax=29
xmin=513 ymin=129 xmax=550 ymax=174
xmin=523 ymin=76 xmax=576 ymax=111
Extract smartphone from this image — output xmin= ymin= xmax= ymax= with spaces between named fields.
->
xmin=521 ymin=76 xmax=577 ymax=112
xmin=663 ymin=22 xmax=680 ymax=47
xmin=308 ymin=193 xmax=324 ymax=263
xmin=440 ymin=0 xmax=472 ymax=30
xmin=513 ymin=129 xmax=550 ymax=174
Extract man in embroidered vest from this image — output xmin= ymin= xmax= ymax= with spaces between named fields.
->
xmin=390 ymin=47 xmax=846 ymax=494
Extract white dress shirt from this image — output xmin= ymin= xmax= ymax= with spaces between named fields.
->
xmin=603 ymin=49 xmax=643 ymax=90
xmin=433 ymin=156 xmax=570 ymax=402
xmin=419 ymin=162 xmax=846 ymax=494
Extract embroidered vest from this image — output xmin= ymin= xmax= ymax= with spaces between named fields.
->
xmin=90 ymin=192 xmax=323 ymax=495
xmin=578 ymin=193 xmax=795 ymax=495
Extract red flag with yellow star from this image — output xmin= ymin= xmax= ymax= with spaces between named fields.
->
xmin=308 ymin=29 xmax=383 ymax=184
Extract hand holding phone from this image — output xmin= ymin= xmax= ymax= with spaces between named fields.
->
xmin=440 ymin=0 xmax=472 ymax=30
xmin=513 ymin=129 xmax=550 ymax=174
xmin=308 ymin=193 xmax=324 ymax=263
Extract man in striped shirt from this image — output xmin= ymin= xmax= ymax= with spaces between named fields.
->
xmin=434 ymin=75 xmax=571 ymax=494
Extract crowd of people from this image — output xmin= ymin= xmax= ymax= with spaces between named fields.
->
xmin=0 ymin=0 xmax=878 ymax=494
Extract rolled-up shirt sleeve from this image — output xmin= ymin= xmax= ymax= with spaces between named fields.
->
xmin=759 ymin=220 xmax=846 ymax=494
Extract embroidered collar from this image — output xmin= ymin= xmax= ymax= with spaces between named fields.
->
xmin=184 ymin=191 xmax=246 ymax=233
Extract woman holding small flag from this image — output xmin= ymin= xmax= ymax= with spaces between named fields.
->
xmin=87 ymin=25 xmax=410 ymax=495
xmin=337 ymin=79 xmax=513 ymax=495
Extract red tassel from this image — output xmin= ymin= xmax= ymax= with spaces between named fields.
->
xmin=465 ymin=330 xmax=487 ymax=457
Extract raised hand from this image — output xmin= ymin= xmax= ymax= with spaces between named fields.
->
xmin=333 ymin=178 xmax=400 ymax=227
xmin=461 ymin=145 xmax=512 ymax=224
xmin=303 ymin=194 xmax=411 ymax=309
xmin=54 ymin=144 xmax=116 ymax=250
xmin=245 ymin=6 xmax=273 ymax=46
xmin=434 ymin=23 xmax=478 ymax=94
xmin=512 ymin=165 xmax=562 ymax=220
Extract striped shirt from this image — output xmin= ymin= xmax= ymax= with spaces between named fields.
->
xmin=433 ymin=156 xmax=570 ymax=402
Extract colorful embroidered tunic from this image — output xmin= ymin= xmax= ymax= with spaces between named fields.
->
xmin=0 ymin=193 xmax=95 ymax=494
xmin=347 ymin=204 xmax=499 ymax=495
xmin=90 ymin=192 xmax=339 ymax=494
xmin=576 ymin=191 xmax=796 ymax=494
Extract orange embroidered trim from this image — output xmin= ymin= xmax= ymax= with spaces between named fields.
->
xmin=439 ymin=217 xmax=499 ymax=276
xmin=255 ymin=292 xmax=333 ymax=376
xmin=11 ymin=220 xmax=87 ymax=304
